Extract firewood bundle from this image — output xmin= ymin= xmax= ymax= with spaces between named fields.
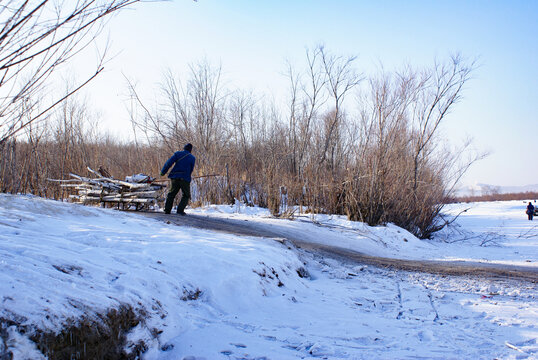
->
xmin=49 ymin=167 xmax=167 ymax=210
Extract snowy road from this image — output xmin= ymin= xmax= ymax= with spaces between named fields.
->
xmin=139 ymin=212 xmax=538 ymax=283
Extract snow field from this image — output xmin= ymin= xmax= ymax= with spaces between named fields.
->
xmin=0 ymin=194 xmax=537 ymax=359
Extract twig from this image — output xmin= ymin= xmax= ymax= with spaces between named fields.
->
xmin=505 ymin=341 xmax=526 ymax=354
xmin=518 ymin=225 xmax=538 ymax=239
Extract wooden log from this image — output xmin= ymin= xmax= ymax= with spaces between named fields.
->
xmin=86 ymin=167 xmax=150 ymax=189
xmin=80 ymin=196 xmax=155 ymax=203
xmin=50 ymin=169 xmax=165 ymax=210
xmin=47 ymin=178 xmax=81 ymax=183
xmin=69 ymin=173 xmax=122 ymax=191
xmin=118 ymin=191 xmax=160 ymax=198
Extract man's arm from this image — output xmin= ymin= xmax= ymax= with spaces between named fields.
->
xmin=161 ymin=152 xmax=179 ymax=176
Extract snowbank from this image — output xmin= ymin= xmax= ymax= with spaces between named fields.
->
xmin=191 ymin=200 xmax=538 ymax=267
xmin=1 ymin=195 xmax=537 ymax=359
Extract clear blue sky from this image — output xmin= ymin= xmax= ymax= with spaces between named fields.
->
xmin=78 ymin=0 xmax=538 ymax=187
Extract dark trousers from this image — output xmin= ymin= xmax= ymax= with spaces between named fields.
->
xmin=165 ymin=178 xmax=191 ymax=213
xmin=529 ymin=213 xmax=534 ymax=221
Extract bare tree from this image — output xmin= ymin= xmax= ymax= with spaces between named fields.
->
xmin=340 ymin=56 xmax=478 ymax=238
xmin=345 ymin=70 xmax=414 ymax=224
xmin=229 ymin=90 xmax=259 ymax=180
xmin=285 ymin=47 xmax=327 ymax=178
xmin=318 ymin=46 xmax=362 ymax=169
xmin=410 ymin=55 xmax=476 ymax=192
xmin=0 ymin=0 xmax=145 ymax=148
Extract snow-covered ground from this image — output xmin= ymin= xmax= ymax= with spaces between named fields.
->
xmin=0 ymin=194 xmax=537 ymax=359
xmin=192 ymin=200 xmax=538 ymax=267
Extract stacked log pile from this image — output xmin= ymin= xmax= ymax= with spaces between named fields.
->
xmin=49 ymin=167 xmax=167 ymax=210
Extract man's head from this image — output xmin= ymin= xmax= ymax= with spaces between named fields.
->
xmin=184 ymin=143 xmax=193 ymax=152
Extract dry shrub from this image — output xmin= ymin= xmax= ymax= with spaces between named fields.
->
xmin=1 ymin=50 xmax=479 ymax=240
xmin=1 ymin=305 xmax=148 ymax=360
xmin=35 ymin=305 xmax=146 ymax=360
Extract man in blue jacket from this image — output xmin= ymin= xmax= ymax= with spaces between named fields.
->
xmin=160 ymin=143 xmax=196 ymax=215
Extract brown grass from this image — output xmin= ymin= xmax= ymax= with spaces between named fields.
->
xmin=0 ymin=52 xmax=477 ymax=239
xmin=451 ymin=192 xmax=538 ymax=204
xmin=1 ymin=305 xmax=149 ymax=360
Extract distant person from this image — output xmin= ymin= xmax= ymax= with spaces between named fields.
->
xmin=526 ymin=202 xmax=534 ymax=221
xmin=160 ymin=143 xmax=196 ymax=215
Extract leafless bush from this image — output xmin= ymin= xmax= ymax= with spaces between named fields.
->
xmin=2 ymin=45 xmax=480 ymax=240
xmin=339 ymin=55 xmax=477 ymax=238
xmin=124 ymin=50 xmax=479 ymax=238
xmin=0 ymin=93 xmax=169 ymax=198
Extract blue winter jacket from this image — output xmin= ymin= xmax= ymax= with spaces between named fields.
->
xmin=161 ymin=150 xmax=196 ymax=182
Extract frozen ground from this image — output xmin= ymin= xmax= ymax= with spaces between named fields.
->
xmin=0 ymin=194 xmax=537 ymax=359
xmin=190 ymin=199 xmax=538 ymax=267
